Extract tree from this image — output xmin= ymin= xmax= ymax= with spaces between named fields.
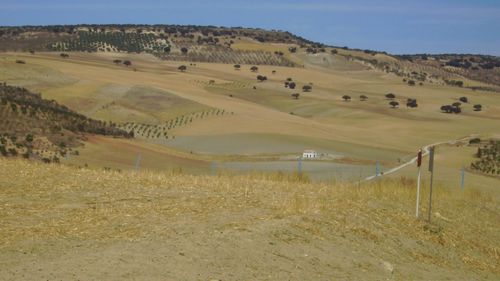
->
xmin=385 ymin=93 xmax=395 ymax=99
xmin=406 ymin=98 xmax=418 ymax=108
xmin=389 ymin=101 xmax=399 ymax=108
xmin=25 ymin=134 xmax=33 ymax=142
xmin=123 ymin=60 xmax=132 ymax=67
xmin=291 ymin=93 xmax=300 ymax=99
xmin=452 ymin=102 xmax=461 ymax=107
xmin=250 ymin=66 xmax=259 ymax=72
xmin=288 ymin=47 xmax=297 ymax=53
xmin=342 ymin=95 xmax=351 ymax=101
xmin=452 ymin=106 xmax=461 ymax=114
xmin=178 ymin=65 xmax=187 ymax=72
xmin=459 ymin=97 xmax=468 ymax=103
xmin=473 ymin=104 xmax=482 ymax=111
xmin=441 ymin=105 xmax=453 ymax=113
xmin=408 ymin=80 xmax=416 ymax=86
xmin=256 ymin=75 xmax=267 ymax=82
xmin=181 ymin=47 xmax=188 ymax=54
xmin=302 ymin=85 xmax=312 ymax=92
xmin=288 ymin=82 xmax=296 ymax=89
xmin=60 ymin=53 xmax=69 ymax=58
xmin=233 ymin=64 xmax=241 ymax=70
xmin=331 ymin=49 xmax=338 ymax=55
xmin=113 ymin=59 xmax=122 ymax=65
xmin=359 ymin=95 xmax=368 ymax=101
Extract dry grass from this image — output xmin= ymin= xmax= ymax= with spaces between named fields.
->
xmin=0 ymin=157 xmax=498 ymax=278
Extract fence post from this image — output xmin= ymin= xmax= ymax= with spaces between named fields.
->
xmin=134 ymin=154 xmax=142 ymax=171
xmin=460 ymin=167 xmax=465 ymax=191
xmin=375 ymin=161 xmax=380 ymax=176
xmin=298 ymin=157 xmax=302 ymax=175
xmin=427 ymin=146 xmax=435 ymax=222
xmin=416 ymin=149 xmax=422 ymax=218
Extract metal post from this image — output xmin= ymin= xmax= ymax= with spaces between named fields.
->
xmin=416 ymin=166 xmax=421 ymax=217
xmin=460 ymin=167 xmax=465 ymax=191
xmin=376 ymin=161 xmax=380 ymax=176
xmin=134 ymin=154 xmax=141 ymax=170
xmin=298 ymin=157 xmax=302 ymax=175
xmin=416 ymin=149 xmax=422 ymax=218
xmin=427 ymin=147 xmax=435 ymax=222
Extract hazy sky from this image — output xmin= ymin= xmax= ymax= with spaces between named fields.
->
xmin=1 ymin=0 xmax=499 ymax=55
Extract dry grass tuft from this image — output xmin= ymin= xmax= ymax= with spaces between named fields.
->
xmin=0 ymin=157 xmax=499 ymax=276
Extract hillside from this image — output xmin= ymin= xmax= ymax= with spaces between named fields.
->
xmin=1 ymin=25 xmax=500 ymax=87
xmin=0 ymin=158 xmax=498 ymax=280
xmin=0 ymin=83 xmax=131 ymax=162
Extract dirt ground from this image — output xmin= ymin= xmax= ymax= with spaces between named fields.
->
xmin=1 ymin=158 xmax=498 ymax=280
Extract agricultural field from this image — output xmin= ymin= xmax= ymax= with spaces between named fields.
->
xmin=0 ymin=24 xmax=499 ymax=280
xmin=0 ymin=43 xmax=500 ymax=182
xmin=0 ymin=30 xmax=499 ymax=186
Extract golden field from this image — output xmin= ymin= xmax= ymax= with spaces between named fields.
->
xmin=0 ymin=157 xmax=498 ymax=280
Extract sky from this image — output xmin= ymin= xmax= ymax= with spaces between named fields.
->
xmin=1 ymin=0 xmax=499 ymax=55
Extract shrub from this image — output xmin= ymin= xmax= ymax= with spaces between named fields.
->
xmin=389 ymin=101 xmax=399 ymax=108
xmin=342 ymin=95 xmax=351 ymax=101
xmin=302 ymin=85 xmax=312 ymax=92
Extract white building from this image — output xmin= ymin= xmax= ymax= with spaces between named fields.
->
xmin=302 ymin=150 xmax=318 ymax=159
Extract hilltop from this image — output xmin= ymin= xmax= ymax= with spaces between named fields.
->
xmin=1 ymin=24 xmax=500 ymax=87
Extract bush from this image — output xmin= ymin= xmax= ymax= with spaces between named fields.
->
xmin=256 ymin=75 xmax=267 ymax=82
xmin=389 ymin=101 xmax=399 ymax=108
xmin=302 ymin=85 xmax=312 ymax=92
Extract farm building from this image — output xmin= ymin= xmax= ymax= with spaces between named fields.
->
xmin=302 ymin=150 xmax=318 ymax=159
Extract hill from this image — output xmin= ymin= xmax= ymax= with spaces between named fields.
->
xmin=1 ymin=25 xmax=500 ymax=87
xmin=0 ymin=157 xmax=498 ymax=280
xmin=0 ymin=83 xmax=131 ymax=162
